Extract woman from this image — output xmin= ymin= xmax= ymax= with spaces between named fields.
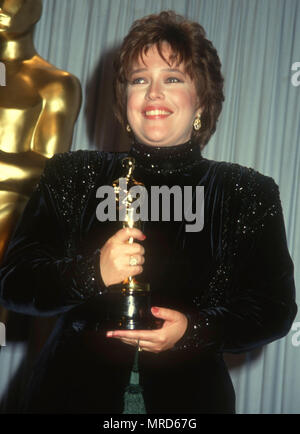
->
xmin=0 ymin=11 xmax=297 ymax=414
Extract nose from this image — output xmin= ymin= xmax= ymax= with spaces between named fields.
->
xmin=145 ymin=79 xmax=164 ymax=101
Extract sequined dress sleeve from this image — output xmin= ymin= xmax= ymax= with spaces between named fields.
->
xmin=173 ymin=165 xmax=297 ymax=353
xmin=0 ymin=151 xmax=106 ymax=316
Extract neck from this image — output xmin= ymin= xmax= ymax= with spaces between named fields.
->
xmin=129 ymin=139 xmax=203 ymax=175
xmin=0 ymin=30 xmax=37 ymax=61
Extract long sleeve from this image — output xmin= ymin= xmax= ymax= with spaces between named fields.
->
xmin=174 ymin=173 xmax=297 ymax=353
xmin=0 ymin=152 xmax=106 ymax=317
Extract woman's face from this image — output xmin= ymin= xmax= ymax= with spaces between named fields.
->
xmin=126 ymin=43 xmax=201 ymax=147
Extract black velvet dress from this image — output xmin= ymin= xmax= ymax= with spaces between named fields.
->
xmin=0 ymin=140 xmax=297 ymax=414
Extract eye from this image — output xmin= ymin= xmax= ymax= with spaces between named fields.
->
xmin=166 ymin=77 xmax=182 ymax=83
xmin=130 ymin=77 xmax=147 ymax=85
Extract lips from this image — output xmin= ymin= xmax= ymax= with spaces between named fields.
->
xmin=142 ymin=106 xmax=173 ymax=119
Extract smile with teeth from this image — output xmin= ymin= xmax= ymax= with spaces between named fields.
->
xmin=143 ymin=108 xmax=173 ymax=118
xmin=146 ymin=109 xmax=171 ymax=115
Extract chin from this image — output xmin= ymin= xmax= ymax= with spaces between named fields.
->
xmin=140 ymin=133 xmax=173 ymax=147
xmin=142 ymin=139 xmax=173 ymax=147
xmin=144 ymin=136 xmax=190 ymax=147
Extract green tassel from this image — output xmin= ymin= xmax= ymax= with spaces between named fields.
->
xmin=122 ymin=346 xmax=146 ymax=414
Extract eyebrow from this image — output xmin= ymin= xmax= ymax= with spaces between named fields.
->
xmin=129 ymin=68 xmax=186 ymax=76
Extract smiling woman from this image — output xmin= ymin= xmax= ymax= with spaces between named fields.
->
xmin=126 ymin=43 xmax=200 ymax=147
xmin=114 ymin=11 xmax=224 ymax=151
xmin=0 ymin=10 xmax=297 ymax=414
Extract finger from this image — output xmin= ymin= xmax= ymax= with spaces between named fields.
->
xmin=108 ymin=243 xmax=144 ymax=257
xmin=125 ymin=243 xmax=145 ymax=255
xmin=118 ymin=338 xmax=154 ymax=352
xmin=151 ymin=306 xmax=183 ymax=322
xmin=107 ymin=329 xmax=158 ymax=341
xmin=108 ymin=334 xmax=165 ymax=353
xmin=127 ymin=255 xmax=145 ymax=266
xmin=118 ymin=251 xmax=144 ymax=266
xmin=118 ymin=337 xmax=138 ymax=347
xmin=125 ymin=265 xmax=143 ymax=276
xmin=113 ymin=228 xmax=146 ymax=243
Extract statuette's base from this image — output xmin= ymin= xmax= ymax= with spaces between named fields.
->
xmin=106 ymin=281 xmax=158 ymax=330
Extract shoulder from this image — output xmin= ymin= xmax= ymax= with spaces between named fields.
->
xmin=32 ymin=57 xmax=80 ymax=83
xmin=40 ymin=149 xmax=126 ymax=187
xmin=30 ymin=58 xmax=82 ymax=105
xmin=204 ymin=159 xmax=281 ymax=226
xmin=205 ymin=158 xmax=279 ymax=197
xmin=43 ymin=73 xmax=81 ymax=108
xmin=30 ymin=57 xmax=80 ymax=86
xmin=38 ymin=150 xmax=126 ymax=224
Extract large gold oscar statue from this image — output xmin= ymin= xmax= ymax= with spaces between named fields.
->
xmin=0 ymin=0 xmax=82 ymax=324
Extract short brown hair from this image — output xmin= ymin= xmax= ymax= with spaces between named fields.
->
xmin=113 ymin=10 xmax=224 ymax=149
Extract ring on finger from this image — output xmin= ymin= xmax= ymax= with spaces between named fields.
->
xmin=137 ymin=339 xmax=143 ymax=352
xmin=129 ymin=256 xmax=138 ymax=266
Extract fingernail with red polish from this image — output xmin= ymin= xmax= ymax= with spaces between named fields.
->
xmin=151 ymin=307 xmax=159 ymax=314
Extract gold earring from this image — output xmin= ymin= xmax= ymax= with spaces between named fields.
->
xmin=126 ymin=124 xmax=131 ymax=133
xmin=193 ymin=114 xmax=201 ymax=131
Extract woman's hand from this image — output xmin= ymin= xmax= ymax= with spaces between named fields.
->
xmin=106 ymin=307 xmax=188 ymax=353
xmin=99 ymin=227 xmax=146 ymax=287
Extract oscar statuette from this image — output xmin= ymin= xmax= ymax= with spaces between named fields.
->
xmin=106 ymin=157 xmax=155 ymax=330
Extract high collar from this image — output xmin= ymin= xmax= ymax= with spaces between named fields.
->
xmin=128 ymin=139 xmax=203 ymax=175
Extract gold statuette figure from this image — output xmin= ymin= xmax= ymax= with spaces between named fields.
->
xmin=107 ymin=157 xmax=153 ymax=330
xmin=0 ymin=0 xmax=82 ymax=323
xmin=0 ymin=0 xmax=82 ymax=263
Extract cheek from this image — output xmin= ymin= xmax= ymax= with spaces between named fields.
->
xmin=172 ymin=89 xmax=198 ymax=114
xmin=126 ymin=91 xmax=141 ymax=118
